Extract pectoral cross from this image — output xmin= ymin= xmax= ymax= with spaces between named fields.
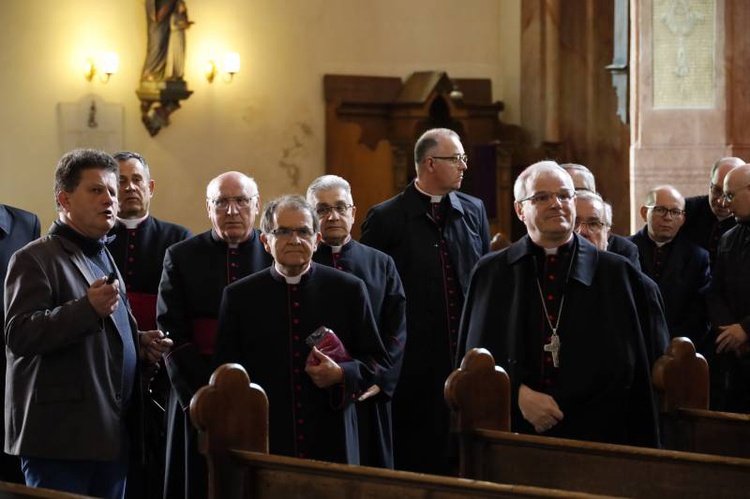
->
xmin=544 ymin=332 xmax=561 ymax=368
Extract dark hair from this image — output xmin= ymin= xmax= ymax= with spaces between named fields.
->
xmin=113 ymin=151 xmax=151 ymax=179
xmin=54 ymin=149 xmax=118 ymax=210
xmin=260 ymin=195 xmax=320 ymax=234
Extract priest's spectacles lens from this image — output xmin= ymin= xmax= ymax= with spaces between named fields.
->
xmin=647 ymin=205 xmax=685 ymax=217
xmin=518 ymin=190 xmax=576 ymax=205
xmin=270 ymin=227 xmax=315 ymax=239
xmin=210 ymin=196 xmax=255 ymax=211
xmin=431 ymin=154 xmax=469 ymax=166
xmin=315 ymin=203 xmax=354 ymax=217
xmin=574 ymin=219 xmax=607 ymax=233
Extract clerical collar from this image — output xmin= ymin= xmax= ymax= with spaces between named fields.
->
xmin=273 ymin=261 xmax=312 ymax=284
xmin=50 ymin=220 xmax=113 ymax=257
xmin=323 ymin=234 xmax=351 ymax=254
xmin=414 ymin=181 xmax=445 ymax=203
xmin=211 ymin=229 xmax=255 ymax=248
xmin=533 ymin=234 xmax=574 ymax=255
xmin=117 ymin=213 xmax=149 ymax=229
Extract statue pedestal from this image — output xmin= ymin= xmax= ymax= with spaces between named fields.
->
xmin=136 ymin=79 xmax=193 ymax=137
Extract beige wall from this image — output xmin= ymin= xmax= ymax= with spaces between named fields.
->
xmin=0 ymin=0 xmax=521 ymax=233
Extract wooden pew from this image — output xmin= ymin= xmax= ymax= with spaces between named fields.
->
xmin=189 ymin=363 xmax=613 ymax=499
xmin=652 ymin=336 xmax=750 ymax=458
xmin=445 ymin=348 xmax=750 ymax=499
xmin=0 ymin=482 xmax=94 ymax=498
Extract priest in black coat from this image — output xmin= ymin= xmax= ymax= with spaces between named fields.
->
xmin=215 ymin=195 xmax=389 ymax=464
xmin=629 ymin=186 xmax=710 ymax=346
xmin=307 ymin=175 xmax=406 ymax=468
xmin=708 ymin=164 xmax=750 ymax=412
xmin=360 ymin=128 xmax=491 ymax=474
xmin=107 ymin=152 xmax=192 ymax=330
xmin=0 ymin=203 xmax=40 ymax=484
xmin=682 ymin=157 xmax=744 ymax=267
xmin=157 ymin=172 xmax=272 ymax=499
xmin=458 ymin=161 xmax=660 ymax=448
xmin=106 ymin=152 xmax=191 ymax=499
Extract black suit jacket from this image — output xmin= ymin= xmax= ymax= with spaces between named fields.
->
xmin=607 ymin=234 xmax=641 ymax=270
xmin=0 ymin=205 xmax=40 ymax=325
xmin=629 ymin=227 xmax=711 ymax=345
xmin=682 ymin=195 xmax=735 ymax=267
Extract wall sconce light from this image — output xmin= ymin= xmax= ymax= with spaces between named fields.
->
xmin=205 ymin=52 xmax=240 ymax=83
xmin=84 ymin=52 xmax=119 ymax=83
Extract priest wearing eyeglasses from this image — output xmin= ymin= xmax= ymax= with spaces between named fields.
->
xmin=360 ymin=128 xmax=490 ymax=474
xmin=306 ymin=175 xmax=406 ymax=469
xmin=629 ymin=185 xmax=710 ymax=346
xmin=457 ymin=161 xmax=661 ymax=448
xmin=214 ymin=195 xmax=390 ymax=464
xmin=157 ymin=171 xmax=272 ymax=499
xmin=682 ymin=157 xmax=744 ymax=268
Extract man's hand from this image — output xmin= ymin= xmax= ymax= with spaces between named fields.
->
xmin=139 ymin=330 xmax=173 ymax=363
xmin=716 ymin=323 xmax=748 ymax=355
xmin=518 ymin=383 xmax=564 ymax=433
xmin=358 ymin=385 xmax=381 ymax=401
xmin=88 ymin=276 xmax=120 ymax=318
xmin=305 ymin=347 xmax=344 ymax=388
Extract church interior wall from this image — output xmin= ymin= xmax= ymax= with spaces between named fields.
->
xmin=0 ymin=0 xmax=521 ymax=234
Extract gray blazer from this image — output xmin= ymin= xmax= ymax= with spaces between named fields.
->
xmin=4 ymin=233 xmax=142 ymax=460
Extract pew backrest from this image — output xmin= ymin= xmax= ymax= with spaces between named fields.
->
xmin=652 ymin=337 xmax=750 ymax=458
xmin=447 ymin=347 xmax=750 ymax=498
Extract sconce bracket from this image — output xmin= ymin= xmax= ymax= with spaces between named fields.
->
xmin=136 ymin=79 xmax=193 ymax=137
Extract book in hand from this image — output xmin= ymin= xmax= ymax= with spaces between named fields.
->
xmin=305 ymin=326 xmax=352 ymax=366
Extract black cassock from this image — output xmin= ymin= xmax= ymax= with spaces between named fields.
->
xmin=107 ymin=216 xmax=191 ymax=499
xmin=457 ymin=235 xmax=660 ymax=448
xmin=214 ymin=263 xmax=390 ymax=463
xmin=108 ymin=216 xmax=192 ymax=328
xmin=707 ymin=222 xmax=750 ymax=411
xmin=360 ymin=181 xmax=490 ymax=474
xmin=157 ymin=229 xmax=272 ymax=499
xmin=313 ymin=240 xmax=406 ymax=468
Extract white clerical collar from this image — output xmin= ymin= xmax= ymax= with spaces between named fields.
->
xmin=117 ymin=213 xmax=149 ymax=229
xmin=329 ymin=244 xmax=344 ymax=253
xmin=414 ymin=181 xmax=445 ymax=203
xmin=540 ymin=234 xmax=574 ymax=255
xmin=274 ymin=262 xmax=312 ymax=284
xmin=654 ymin=240 xmax=669 ymax=248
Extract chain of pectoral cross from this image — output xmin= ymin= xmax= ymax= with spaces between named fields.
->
xmin=534 ymin=246 xmax=576 ymax=368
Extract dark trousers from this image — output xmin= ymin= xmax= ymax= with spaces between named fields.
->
xmin=21 ymin=455 xmax=127 ymax=499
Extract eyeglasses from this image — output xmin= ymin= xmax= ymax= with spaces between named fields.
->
xmin=647 ymin=205 xmax=685 ymax=217
xmin=269 ymin=226 xmax=315 ymax=239
xmin=517 ymin=190 xmax=576 ymax=205
xmin=723 ymin=183 xmax=750 ymax=202
xmin=431 ymin=154 xmax=469 ymax=166
xmin=209 ymin=195 xmax=256 ymax=211
xmin=315 ymin=203 xmax=354 ymax=218
xmin=575 ymin=219 xmax=608 ymax=233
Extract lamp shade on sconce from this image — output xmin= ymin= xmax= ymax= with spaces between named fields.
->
xmin=100 ymin=52 xmax=119 ymax=76
xmin=222 ymin=52 xmax=240 ymax=75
